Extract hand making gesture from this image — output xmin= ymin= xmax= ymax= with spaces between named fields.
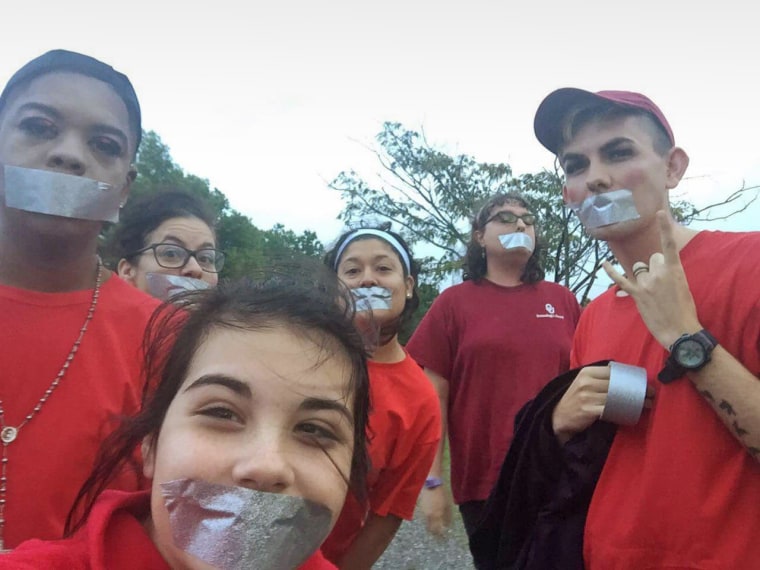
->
xmin=602 ymin=211 xmax=702 ymax=350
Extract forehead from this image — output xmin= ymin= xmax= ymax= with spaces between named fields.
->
xmin=339 ymin=237 xmax=398 ymax=262
xmin=1 ymin=72 xmax=135 ymax=152
xmin=148 ymin=216 xmax=216 ymax=245
xmin=560 ymin=114 xmax=656 ymax=157
xmin=490 ymin=202 xmax=530 ymax=215
xmin=185 ymin=326 xmax=353 ymax=400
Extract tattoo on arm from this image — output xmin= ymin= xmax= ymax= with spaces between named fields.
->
xmin=732 ymin=420 xmax=749 ymax=437
xmin=699 ymin=389 xmax=715 ymax=402
xmin=719 ymin=400 xmax=736 ymax=416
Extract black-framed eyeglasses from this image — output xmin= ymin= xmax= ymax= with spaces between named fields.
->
xmin=131 ymin=243 xmax=226 ymax=273
xmin=486 ymin=211 xmax=537 ymax=226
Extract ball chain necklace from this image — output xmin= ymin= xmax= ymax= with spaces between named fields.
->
xmin=0 ymin=257 xmax=103 ymax=552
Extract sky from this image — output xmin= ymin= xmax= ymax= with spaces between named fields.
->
xmin=2 ymin=0 xmax=758 ymax=292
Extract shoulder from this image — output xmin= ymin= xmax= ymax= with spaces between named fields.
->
xmin=370 ymin=356 xmax=439 ymax=412
xmin=98 ymin=274 xmax=161 ymax=319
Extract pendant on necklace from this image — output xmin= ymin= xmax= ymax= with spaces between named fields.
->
xmin=1 ymin=427 xmax=17 ymax=444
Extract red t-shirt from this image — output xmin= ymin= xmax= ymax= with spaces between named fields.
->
xmin=407 ymin=279 xmax=580 ymax=503
xmin=2 ymin=490 xmax=336 ymax=569
xmin=0 ymin=275 xmax=159 ymax=548
xmin=572 ymin=231 xmax=760 ymax=569
xmin=321 ymin=354 xmax=441 ymax=563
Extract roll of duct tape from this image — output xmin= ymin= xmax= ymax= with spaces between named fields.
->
xmin=601 ymin=361 xmax=647 ymax=426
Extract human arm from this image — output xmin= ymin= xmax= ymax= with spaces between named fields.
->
xmin=603 ymin=211 xmax=760 ymax=460
xmin=335 ymin=512 xmax=402 ymax=570
xmin=418 ymin=367 xmax=453 ymax=536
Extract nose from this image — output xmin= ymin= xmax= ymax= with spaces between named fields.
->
xmin=232 ymin=433 xmax=296 ymax=493
xmin=46 ymin=133 xmax=87 ymax=176
xmin=585 ymin=160 xmax=612 ymax=194
xmin=515 ymin=218 xmax=527 ymax=232
xmin=181 ymin=255 xmax=204 ymax=279
xmin=358 ymin=268 xmax=378 ymax=288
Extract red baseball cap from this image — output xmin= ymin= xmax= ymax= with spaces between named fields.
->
xmin=533 ymin=88 xmax=675 ymax=155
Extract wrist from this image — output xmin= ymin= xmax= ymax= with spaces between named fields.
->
xmin=424 ymin=476 xmax=443 ymax=490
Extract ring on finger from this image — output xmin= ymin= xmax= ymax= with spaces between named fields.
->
xmin=632 ymin=262 xmax=649 ymax=278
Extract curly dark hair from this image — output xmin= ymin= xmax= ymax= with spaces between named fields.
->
xmin=107 ymin=188 xmax=218 ymax=264
xmin=462 ymin=192 xmax=545 ymax=283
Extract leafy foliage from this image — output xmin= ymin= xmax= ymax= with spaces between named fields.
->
xmin=332 ymin=122 xmax=758 ymax=304
xmin=103 ymin=130 xmax=324 ymax=277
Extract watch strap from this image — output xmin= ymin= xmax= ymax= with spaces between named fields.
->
xmin=658 ymin=329 xmax=718 ymax=384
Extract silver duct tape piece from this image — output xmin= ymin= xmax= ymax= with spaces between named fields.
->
xmin=3 ymin=165 xmax=120 ymax=222
xmin=567 ymin=189 xmax=640 ymax=229
xmin=145 ymin=273 xmax=210 ymax=301
xmin=601 ymin=361 xmax=647 ymax=426
xmin=352 ymin=286 xmax=393 ymax=312
xmin=498 ymin=232 xmax=534 ymax=252
xmin=162 ymin=479 xmax=333 ymax=570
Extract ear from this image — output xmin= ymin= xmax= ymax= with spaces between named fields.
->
xmin=665 ymin=147 xmax=690 ymax=190
xmin=119 ymin=166 xmax=137 ymax=207
xmin=117 ymin=258 xmax=138 ymax=285
xmin=562 ymin=185 xmax=571 ymax=205
xmin=405 ymin=275 xmax=415 ymax=299
xmin=475 ymin=230 xmax=485 ymax=248
xmin=141 ymin=436 xmax=156 ymax=479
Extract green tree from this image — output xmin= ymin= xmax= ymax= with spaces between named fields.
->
xmin=332 ymin=122 xmax=758 ymax=304
xmin=103 ymin=130 xmax=323 ymax=277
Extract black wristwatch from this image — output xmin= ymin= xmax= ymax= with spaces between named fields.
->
xmin=658 ymin=329 xmax=718 ymax=384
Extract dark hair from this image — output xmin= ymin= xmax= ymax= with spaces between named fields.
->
xmin=323 ymin=223 xmax=421 ymax=330
xmin=0 ymin=49 xmax=142 ymax=155
xmin=108 ymin=188 xmax=218 ymax=263
xmin=66 ymin=265 xmax=370 ymax=534
xmin=559 ymin=100 xmax=673 ymax=157
xmin=463 ymin=192 xmax=545 ymax=283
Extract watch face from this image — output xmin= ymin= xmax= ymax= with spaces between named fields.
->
xmin=675 ymin=338 xmax=706 ymax=368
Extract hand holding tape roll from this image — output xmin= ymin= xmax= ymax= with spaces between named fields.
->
xmin=553 ymin=362 xmax=650 ymax=444
xmin=600 ymin=362 xmax=648 ymax=426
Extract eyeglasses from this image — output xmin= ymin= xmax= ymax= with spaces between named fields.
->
xmin=485 ymin=211 xmax=536 ymax=226
xmin=131 ymin=243 xmax=226 ymax=273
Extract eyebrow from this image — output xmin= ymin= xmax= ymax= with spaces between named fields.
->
xmin=183 ymin=375 xmax=353 ymax=423
xmin=184 ymin=374 xmax=252 ymax=398
xmin=299 ymin=396 xmax=354 ymax=424
xmin=341 ymin=253 xmax=396 ymax=265
xmin=16 ymin=101 xmax=130 ymax=150
xmin=160 ymin=234 xmax=215 ymax=249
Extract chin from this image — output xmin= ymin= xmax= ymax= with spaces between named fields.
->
xmin=586 ymin=218 xmax=642 ymax=242
xmin=14 ymin=209 xmax=102 ymax=238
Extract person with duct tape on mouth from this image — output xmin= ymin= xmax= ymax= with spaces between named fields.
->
xmin=107 ymin=188 xmax=224 ymax=300
xmin=406 ymin=192 xmax=581 ymax=543
xmin=0 ymin=269 xmax=371 ymax=569
xmin=320 ymin=224 xmax=441 ymax=569
xmin=470 ymin=89 xmax=760 ymax=569
xmin=0 ymin=49 xmax=162 ymax=550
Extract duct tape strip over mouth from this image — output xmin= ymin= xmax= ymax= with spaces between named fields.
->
xmin=145 ymin=273 xmax=210 ymax=301
xmin=3 ymin=165 xmax=121 ymax=222
xmin=498 ymin=232 xmax=534 ymax=252
xmin=161 ymin=479 xmax=333 ymax=570
xmin=567 ymin=189 xmax=640 ymax=229
xmin=600 ymin=361 xmax=648 ymax=426
xmin=351 ymin=286 xmax=393 ymax=312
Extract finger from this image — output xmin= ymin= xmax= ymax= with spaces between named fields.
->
xmin=603 ymin=261 xmax=632 ymax=292
xmin=581 ymin=365 xmax=614 ymax=380
xmin=657 ymin=210 xmax=680 ymax=266
xmin=648 ymin=252 xmax=665 ymax=273
xmin=631 ymin=260 xmax=651 ymax=281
